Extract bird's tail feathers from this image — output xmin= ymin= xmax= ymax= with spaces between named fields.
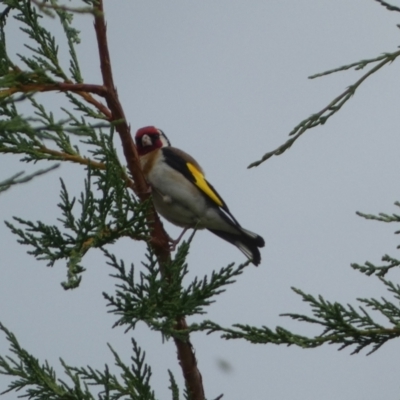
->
xmin=208 ymin=228 xmax=263 ymax=266
xmin=216 ymin=207 xmax=265 ymax=249
xmin=238 ymin=227 xmax=265 ymax=248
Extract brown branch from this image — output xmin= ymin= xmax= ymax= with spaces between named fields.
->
xmin=0 ymin=144 xmax=105 ymax=169
xmin=0 ymin=80 xmax=112 ymax=119
xmin=92 ymin=1 xmax=170 ymax=255
xmin=26 ymin=146 xmax=135 ymax=190
xmin=93 ymin=1 xmax=205 ymax=399
xmin=93 ymin=3 xmax=145 ymax=194
xmin=174 ymin=318 xmax=205 ymax=399
xmin=78 ymin=91 xmax=112 ymax=119
xmin=0 ymin=82 xmax=108 ymax=97
xmin=41 ymin=147 xmax=135 ymax=190
xmin=38 ymin=146 xmax=105 ymax=168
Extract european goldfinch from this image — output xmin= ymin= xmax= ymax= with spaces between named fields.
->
xmin=135 ymin=126 xmax=265 ymax=266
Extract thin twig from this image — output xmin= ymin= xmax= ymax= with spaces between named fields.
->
xmin=39 ymin=147 xmax=136 ymax=190
xmin=0 ymin=164 xmax=59 ymax=192
xmin=38 ymin=146 xmax=106 ymax=168
xmin=248 ymin=50 xmax=400 ymax=168
xmin=374 ymin=0 xmax=400 ymax=13
xmin=30 ymin=0 xmax=97 ymax=16
xmin=1 ymin=82 xmax=112 ymax=119
xmin=1 ymin=145 xmax=135 ymax=190
xmin=308 ymin=52 xmax=394 ymax=79
xmin=77 ymin=91 xmax=112 ymax=119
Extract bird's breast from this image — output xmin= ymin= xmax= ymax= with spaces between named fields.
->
xmin=145 ymin=157 xmax=206 ymax=227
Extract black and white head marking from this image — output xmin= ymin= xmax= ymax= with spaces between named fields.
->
xmin=158 ymin=129 xmax=171 ymax=147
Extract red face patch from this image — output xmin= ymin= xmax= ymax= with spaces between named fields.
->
xmin=135 ymin=126 xmax=163 ymax=155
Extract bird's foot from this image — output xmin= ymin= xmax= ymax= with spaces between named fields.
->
xmin=168 ymin=227 xmax=189 ymax=251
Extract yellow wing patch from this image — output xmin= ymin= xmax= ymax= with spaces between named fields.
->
xmin=186 ymin=162 xmax=223 ymax=207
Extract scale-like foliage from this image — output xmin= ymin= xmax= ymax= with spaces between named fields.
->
xmin=5 ymin=128 xmax=149 ymax=289
xmin=204 ymin=203 xmax=400 ymax=355
xmin=0 ymin=323 xmax=158 ymax=400
xmin=0 ymin=2 xmax=254 ymax=397
xmin=103 ymin=243 xmax=249 ymax=338
xmin=2 ymin=0 xmax=400 ymax=399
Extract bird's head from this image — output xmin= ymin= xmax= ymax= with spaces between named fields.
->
xmin=135 ymin=126 xmax=170 ymax=155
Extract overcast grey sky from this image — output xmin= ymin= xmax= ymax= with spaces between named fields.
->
xmin=1 ymin=1 xmax=400 ymax=399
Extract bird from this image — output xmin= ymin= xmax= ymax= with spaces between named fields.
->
xmin=135 ymin=126 xmax=265 ymax=266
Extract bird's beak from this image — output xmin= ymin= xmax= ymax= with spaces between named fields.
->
xmin=142 ymin=134 xmax=152 ymax=147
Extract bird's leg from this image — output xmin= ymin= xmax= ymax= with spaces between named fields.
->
xmin=138 ymin=184 xmax=152 ymax=195
xmin=168 ymin=227 xmax=190 ymax=251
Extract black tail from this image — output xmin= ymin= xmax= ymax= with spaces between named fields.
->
xmin=208 ymin=228 xmax=265 ymax=266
